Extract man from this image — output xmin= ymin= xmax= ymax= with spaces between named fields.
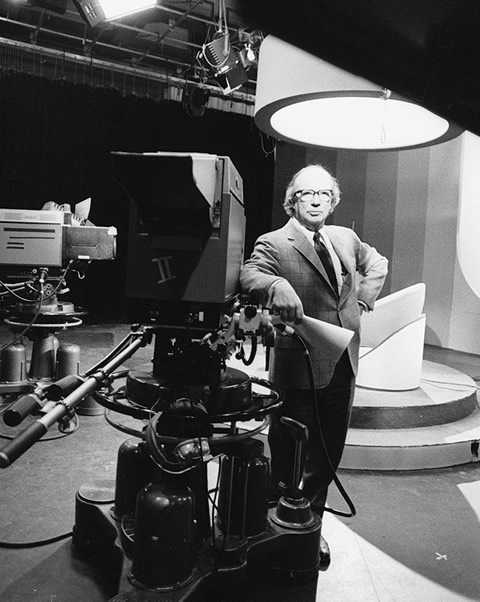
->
xmin=239 ymin=164 xmax=388 ymax=565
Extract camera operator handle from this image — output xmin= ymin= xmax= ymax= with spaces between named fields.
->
xmin=2 ymin=375 xmax=84 ymax=427
xmin=0 ymin=374 xmax=99 ymax=468
xmin=3 ymin=393 xmax=42 ymax=427
xmin=0 ymin=330 xmax=150 ymax=468
xmin=0 ymin=420 xmax=48 ymax=467
xmin=0 ymin=369 xmax=109 ymax=467
xmin=45 ymin=374 xmax=85 ymax=401
xmin=280 ymin=416 xmax=309 ymax=494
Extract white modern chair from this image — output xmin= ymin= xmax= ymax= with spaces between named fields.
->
xmin=356 ymin=283 xmax=426 ymax=391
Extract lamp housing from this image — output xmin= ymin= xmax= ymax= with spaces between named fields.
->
xmin=75 ymin=0 xmax=156 ymax=27
xmin=197 ymin=30 xmax=250 ymax=95
xmin=254 ymin=36 xmax=463 ymax=151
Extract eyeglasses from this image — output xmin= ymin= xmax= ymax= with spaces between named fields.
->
xmin=293 ymin=189 xmax=334 ymax=203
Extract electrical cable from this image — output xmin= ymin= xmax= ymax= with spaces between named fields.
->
xmin=421 ymin=377 xmax=480 ymax=409
xmin=208 ymin=453 xmax=230 ymax=557
xmin=207 ymin=460 xmax=223 ymax=578
xmin=0 ymin=269 xmax=52 ymax=353
xmin=0 ymin=285 xmax=36 ymax=304
xmin=0 ymin=279 xmax=38 ymax=303
xmin=0 ymin=531 xmax=72 ymax=549
xmin=0 ymin=262 xmax=71 ymax=305
xmin=236 ymin=334 xmax=257 ymax=365
xmin=0 ymin=285 xmax=45 ymax=353
xmin=196 ymin=0 xmax=232 ymax=73
xmin=294 ymin=332 xmax=356 ymax=518
xmin=0 ymin=280 xmax=31 ymax=292
xmin=93 ymin=390 xmax=153 ymax=421
xmin=421 ymin=377 xmax=479 ymax=391
xmin=145 ymin=412 xmax=202 ymax=475
xmin=0 ymin=263 xmax=72 ymax=308
xmin=0 ymin=280 xmax=34 ymax=299
xmin=259 ymin=131 xmax=276 ymax=157
xmin=40 ymin=261 xmax=74 ymax=301
xmin=104 ymin=408 xmax=144 ymax=438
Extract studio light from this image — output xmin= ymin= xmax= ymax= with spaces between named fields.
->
xmin=197 ymin=30 xmax=249 ymax=95
xmin=75 ymin=0 xmax=156 ymax=28
xmin=195 ymin=1 xmax=257 ymax=96
xmin=254 ymin=36 xmax=463 ymax=151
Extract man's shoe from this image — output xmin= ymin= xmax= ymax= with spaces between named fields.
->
xmin=319 ymin=535 xmax=331 ymax=567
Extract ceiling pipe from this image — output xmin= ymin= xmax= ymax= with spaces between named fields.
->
xmin=1 ymin=3 xmax=257 ymax=90
xmin=62 ymin=2 xmax=243 ymax=39
xmin=0 ymin=35 xmax=255 ymax=104
xmin=0 ymin=17 xmax=196 ymax=71
xmin=133 ymin=0 xmax=205 ymax=66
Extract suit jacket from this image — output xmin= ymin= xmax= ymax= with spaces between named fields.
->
xmin=239 ymin=218 xmax=388 ymax=389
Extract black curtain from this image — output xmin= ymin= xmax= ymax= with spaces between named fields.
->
xmin=0 ymin=72 xmax=274 ymax=321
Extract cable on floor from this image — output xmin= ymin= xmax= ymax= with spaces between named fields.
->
xmin=0 ymin=531 xmax=72 ymax=549
xmin=421 ymin=377 xmax=480 ymax=408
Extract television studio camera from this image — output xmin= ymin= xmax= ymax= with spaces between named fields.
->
xmin=0 ymin=153 xmax=351 ymax=601
xmin=0 ymin=199 xmax=116 ymax=403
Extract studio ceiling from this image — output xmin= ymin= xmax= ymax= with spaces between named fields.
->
xmin=1 ymin=0 xmax=479 ymax=136
xmin=0 ymin=1 xmax=258 ymax=102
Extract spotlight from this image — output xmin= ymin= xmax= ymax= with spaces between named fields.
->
xmin=75 ymin=0 xmax=156 ymax=28
xmin=197 ymin=31 xmax=250 ymax=95
xmin=255 ymin=36 xmax=463 ymax=150
xmin=195 ymin=1 xmax=257 ymax=95
xmin=214 ymin=61 xmax=249 ymax=95
xmin=202 ymin=31 xmax=231 ymax=71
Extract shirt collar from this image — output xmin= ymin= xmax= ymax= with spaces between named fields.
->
xmin=293 ymin=218 xmax=326 ymax=245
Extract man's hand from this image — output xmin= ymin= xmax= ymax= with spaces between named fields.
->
xmin=270 ymin=280 xmax=304 ymax=324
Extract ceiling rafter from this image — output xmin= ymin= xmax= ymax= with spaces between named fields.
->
xmin=0 ymin=0 xmax=258 ymax=98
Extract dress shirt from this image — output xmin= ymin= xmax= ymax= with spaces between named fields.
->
xmin=293 ymin=220 xmax=344 ymax=296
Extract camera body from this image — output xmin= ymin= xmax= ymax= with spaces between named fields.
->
xmin=0 ymin=207 xmax=116 ymax=268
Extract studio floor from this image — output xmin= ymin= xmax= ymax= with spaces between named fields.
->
xmin=0 ymin=321 xmax=480 ymax=602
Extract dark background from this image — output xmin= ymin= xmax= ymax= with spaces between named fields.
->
xmin=0 ymin=72 xmax=274 ymax=322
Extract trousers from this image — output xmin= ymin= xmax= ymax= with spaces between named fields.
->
xmin=268 ymin=351 xmax=355 ymax=515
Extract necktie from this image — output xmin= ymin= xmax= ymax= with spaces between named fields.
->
xmin=313 ymin=231 xmax=338 ymax=294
